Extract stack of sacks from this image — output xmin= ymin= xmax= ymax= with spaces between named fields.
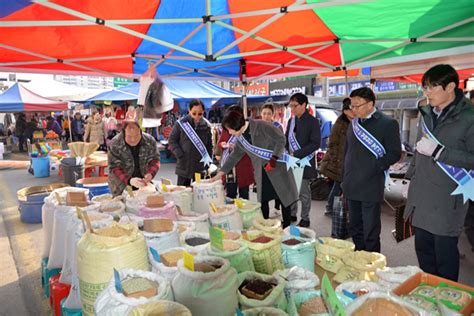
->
xmin=94 ymin=269 xmax=173 ymax=315
xmin=333 ymin=250 xmax=387 ymax=283
xmin=158 ymin=183 xmax=193 ymax=215
xmin=142 ymin=218 xmax=180 ymax=255
xmin=315 ymin=237 xmax=355 ymax=274
xmin=273 ymin=267 xmax=320 ymax=295
xmin=77 ymin=223 xmax=149 ymax=315
xmin=207 ymin=240 xmax=255 ymax=273
xmin=180 ymin=231 xmax=210 ymax=255
xmin=235 ymin=199 xmax=263 ymax=230
xmin=243 ymin=231 xmax=284 ymax=275
xmin=150 ymin=247 xmax=186 ymax=281
xmin=252 ymin=218 xmax=283 ymax=237
xmin=237 ymin=271 xmax=287 ymax=311
xmin=191 ymin=179 xmax=225 ymax=213
xmin=209 ymin=204 xmax=244 ymax=231
xmin=375 ymin=266 xmax=422 ymax=290
xmin=172 ymin=256 xmax=239 ymax=316
xmin=281 ymin=236 xmax=316 ymax=272
xmin=128 ymin=300 xmax=191 ymax=316
xmin=176 ymin=211 xmax=209 ymax=233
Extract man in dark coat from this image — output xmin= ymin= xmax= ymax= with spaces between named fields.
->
xmin=404 ymin=64 xmax=474 ymax=281
xmin=168 ymin=99 xmax=213 ymax=186
xmin=15 ymin=113 xmax=27 ymax=152
xmin=286 ymin=93 xmax=321 ymax=228
xmin=342 ymin=87 xmax=401 ymax=253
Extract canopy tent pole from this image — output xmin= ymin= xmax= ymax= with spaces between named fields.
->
xmin=205 ymin=0 xmax=213 ymax=57
xmin=0 ymin=54 xmax=130 ymax=67
xmin=66 ymin=109 xmax=72 ymax=141
xmin=34 ymin=0 xmax=205 ymax=59
xmin=346 ymin=17 xmax=474 ymax=67
xmin=344 ymin=69 xmax=349 ymax=97
xmin=246 ymin=60 xmax=330 ymax=70
xmin=0 ymin=18 xmax=202 ymax=27
xmin=240 ymin=60 xmax=248 ymax=119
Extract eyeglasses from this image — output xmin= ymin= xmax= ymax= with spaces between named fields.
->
xmin=349 ymin=101 xmax=371 ymax=110
xmin=191 ymin=112 xmax=204 ymax=116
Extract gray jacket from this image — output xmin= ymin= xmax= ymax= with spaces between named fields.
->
xmin=404 ymin=91 xmax=474 ymax=237
xmin=221 ymin=119 xmax=298 ymax=208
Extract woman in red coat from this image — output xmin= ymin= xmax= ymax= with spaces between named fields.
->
xmin=215 ymin=109 xmax=254 ymax=199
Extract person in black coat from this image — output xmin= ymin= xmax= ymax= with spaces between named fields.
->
xmin=285 ymin=93 xmax=321 ymax=227
xmin=168 ymin=99 xmax=213 ymax=186
xmin=15 ymin=113 xmax=27 ymax=152
xmin=342 ymin=87 xmax=401 ymax=252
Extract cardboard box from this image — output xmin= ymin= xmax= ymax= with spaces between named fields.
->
xmin=392 ymin=272 xmax=474 ymax=316
xmin=161 ymin=250 xmax=183 ymax=267
xmin=66 ymin=191 xmax=88 ymax=207
xmin=147 ymin=195 xmax=165 ymax=208
xmin=143 ymin=218 xmax=173 ymax=233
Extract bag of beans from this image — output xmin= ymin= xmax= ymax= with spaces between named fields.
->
xmin=237 ymin=271 xmax=287 ymax=311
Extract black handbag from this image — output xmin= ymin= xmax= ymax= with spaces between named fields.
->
xmin=225 ymin=172 xmax=238 ymax=199
xmin=392 ymin=204 xmax=415 ymax=243
xmin=331 ymin=196 xmax=350 ymax=240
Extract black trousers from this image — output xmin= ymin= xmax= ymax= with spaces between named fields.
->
xmin=465 ymin=201 xmax=474 ymax=251
xmin=177 ymin=176 xmax=192 ymax=187
xmin=347 ymin=199 xmax=381 ymax=252
xmin=414 ymin=227 xmax=459 ymax=281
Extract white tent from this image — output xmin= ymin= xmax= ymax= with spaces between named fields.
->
xmin=23 ymin=78 xmax=108 ymax=101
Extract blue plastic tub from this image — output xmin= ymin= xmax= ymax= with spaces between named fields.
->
xmin=76 ymin=177 xmax=110 ymax=198
xmin=32 ymin=157 xmax=50 ymax=178
xmin=19 ymin=199 xmax=44 ymax=223
xmin=60 ymin=298 xmax=82 ymax=316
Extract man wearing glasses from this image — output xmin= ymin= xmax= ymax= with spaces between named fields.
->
xmin=342 ymin=87 xmax=401 ymax=253
xmin=404 ymin=64 xmax=474 ymax=281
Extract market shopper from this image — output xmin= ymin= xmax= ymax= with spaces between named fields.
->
xmin=212 ymin=109 xmax=298 ymax=228
xmin=404 ymin=64 xmax=474 ymax=281
xmin=286 ymin=93 xmax=321 ymax=228
xmin=84 ymin=113 xmax=107 ymax=150
xmin=71 ymin=112 xmax=85 ymax=141
xmin=215 ymin=107 xmax=254 ymax=200
xmin=15 ymin=113 xmax=27 ymax=152
xmin=342 ymin=87 xmax=401 ymax=253
xmin=320 ymin=98 xmax=355 ymax=216
xmin=46 ymin=115 xmax=63 ymax=137
xmin=168 ymin=99 xmax=213 ymax=186
xmin=108 ymin=107 xmax=160 ymax=196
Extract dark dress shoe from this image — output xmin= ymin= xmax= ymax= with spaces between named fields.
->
xmin=291 ymin=216 xmax=298 ymax=222
xmin=298 ymin=220 xmax=310 ymax=228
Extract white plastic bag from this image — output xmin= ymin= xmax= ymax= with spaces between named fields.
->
xmin=159 ymin=184 xmax=193 ymax=215
xmin=237 ymin=271 xmax=287 ymax=311
xmin=94 ymin=269 xmax=173 ymax=316
xmin=180 ymin=231 xmax=210 ymax=255
xmin=283 ymin=226 xmax=316 ymax=242
xmin=375 ymin=266 xmax=422 ymax=290
xmin=192 ymin=180 xmax=225 ymax=214
xmin=138 ymin=201 xmax=177 ymax=220
xmin=143 ymin=222 xmax=181 ymax=256
xmin=177 ymin=211 xmax=209 ymax=233
xmin=150 ymin=246 xmax=186 ymax=281
xmin=122 ymin=190 xmax=153 ymax=215
xmin=172 ymin=256 xmax=239 ymax=316
xmin=236 ymin=200 xmax=263 ymax=230
xmin=209 ymin=204 xmax=244 ymax=231
xmin=273 ymin=267 xmax=320 ymax=296
xmin=99 ymin=200 xmax=126 ymax=219
xmin=335 ymin=280 xmax=384 ymax=298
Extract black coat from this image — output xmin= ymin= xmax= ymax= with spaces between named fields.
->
xmin=342 ymin=110 xmax=401 ymax=202
xmin=168 ymin=115 xmax=213 ymax=179
xmin=285 ymin=110 xmax=321 ymax=179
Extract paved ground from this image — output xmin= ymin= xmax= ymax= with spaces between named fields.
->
xmin=0 ymin=161 xmax=473 ymax=315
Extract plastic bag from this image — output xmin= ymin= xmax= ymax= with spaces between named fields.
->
xmin=128 ymin=300 xmax=191 ymax=316
xmin=209 ymin=204 xmax=244 ymax=231
xmin=99 ymin=200 xmax=126 ymax=219
xmin=207 ymin=240 xmax=255 ymax=273
xmin=345 ymin=292 xmax=427 ymax=316
xmin=237 ymin=200 xmax=263 ymax=230
xmin=138 ymin=201 xmax=177 ymax=220
xmin=94 ymin=269 xmax=173 ymax=316
xmin=172 ymin=256 xmax=239 ymax=316
xmin=244 ymin=232 xmax=284 ymax=275
xmin=150 ymin=246 xmax=186 ymax=281
xmin=122 ymin=190 xmax=153 ymax=215
xmin=335 ymin=281 xmax=385 ymax=298
xmin=281 ymin=236 xmax=316 ymax=272
xmin=238 ymin=271 xmax=287 ymax=311
xmin=91 ymin=193 xmax=113 ymax=204
xmin=273 ymin=267 xmax=320 ymax=296
xmin=375 ymin=266 xmax=422 ymax=290
xmin=118 ymin=213 xmax=145 ymax=228
xmin=177 ymin=211 xmax=209 ymax=233
xmin=252 ymin=218 xmax=283 ymax=237
xmin=315 ymin=237 xmax=355 ymax=274
xmin=143 ymin=222 xmax=181 ymax=256
xmin=192 ymin=180 xmax=225 ymax=214
xmin=180 ymin=231 xmax=210 ymax=255
xmin=334 ymin=251 xmax=387 ymax=284
xmin=77 ymin=223 xmax=149 ymax=316
xmin=159 ymin=184 xmax=193 ymax=215
xmin=283 ymin=226 xmax=316 ymax=242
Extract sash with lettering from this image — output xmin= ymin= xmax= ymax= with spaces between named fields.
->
xmin=351 ymin=119 xmax=391 ymax=188
xmin=236 ymin=135 xmax=299 ymax=170
xmin=221 ymin=135 xmax=237 ymax=166
xmin=287 ymin=117 xmax=313 ymax=168
xmin=177 ymin=120 xmax=212 ymax=166
xmin=421 ymin=118 xmax=474 ymax=203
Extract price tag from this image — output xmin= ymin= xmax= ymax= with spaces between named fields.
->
xmin=113 ymin=268 xmax=123 ymax=293
xmin=183 ymin=251 xmax=195 ymax=271
xmin=195 ymin=173 xmax=201 ymax=183
xmin=161 ymin=184 xmax=169 ymax=192
xmin=290 ymin=225 xmax=300 ymax=237
xmin=234 ymin=199 xmax=244 ymax=208
xmin=209 ymin=202 xmax=218 ymax=214
xmin=161 ymin=177 xmax=172 ymax=185
xmin=321 ymin=274 xmax=346 ymax=316
xmin=149 ymin=247 xmax=161 ymax=262
xmin=126 ymin=185 xmax=134 ymax=197
xmin=75 ymin=206 xmax=82 ymax=219
xmin=209 ymin=226 xmax=224 ymax=251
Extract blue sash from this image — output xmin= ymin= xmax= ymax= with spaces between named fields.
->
xmin=221 ymin=135 xmax=237 ymax=165
xmin=272 ymin=121 xmax=282 ymax=129
xmin=351 ymin=119 xmax=391 ymax=188
xmin=421 ymin=118 xmax=473 ymax=203
xmin=288 ymin=117 xmax=314 ymax=168
xmin=236 ymin=135 xmax=298 ymax=170
xmin=177 ymin=120 xmax=212 ymax=167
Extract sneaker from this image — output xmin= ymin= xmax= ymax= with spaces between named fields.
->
xmin=291 ymin=216 xmax=298 ymax=222
xmin=298 ymin=220 xmax=310 ymax=228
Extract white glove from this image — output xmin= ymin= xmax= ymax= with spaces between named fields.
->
xmin=416 ymin=137 xmax=444 ymax=159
